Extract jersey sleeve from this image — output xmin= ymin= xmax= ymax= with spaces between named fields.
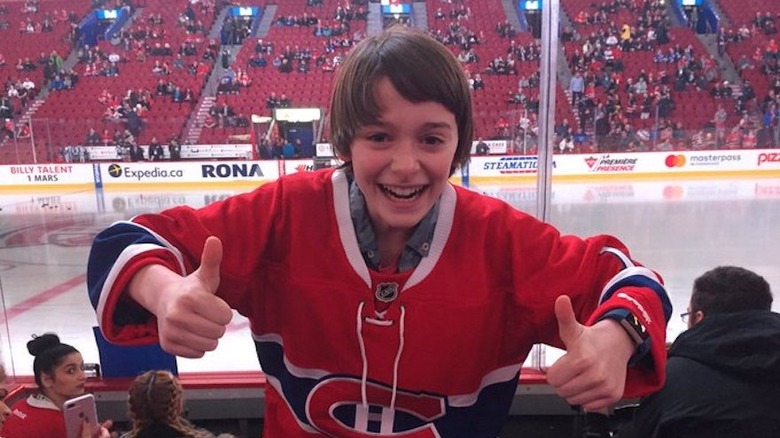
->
xmin=87 ymin=178 xmax=289 ymax=345
xmin=503 ymin=206 xmax=671 ymax=398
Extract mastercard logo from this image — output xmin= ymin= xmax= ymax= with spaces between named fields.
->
xmin=665 ymin=154 xmax=686 ymax=168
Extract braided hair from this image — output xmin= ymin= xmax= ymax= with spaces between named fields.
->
xmin=125 ymin=370 xmax=215 ymax=438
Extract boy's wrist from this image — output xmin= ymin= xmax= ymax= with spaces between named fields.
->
xmin=594 ymin=318 xmax=635 ymax=363
xmin=598 ymin=309 xmax=652 ymax=366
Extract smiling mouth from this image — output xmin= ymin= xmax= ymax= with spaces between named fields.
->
xmin=380 ymin=184 xmax=426 ymax=200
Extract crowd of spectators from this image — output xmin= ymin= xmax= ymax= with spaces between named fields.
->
xmin=6 ymin=0 xmax=780 ymax=162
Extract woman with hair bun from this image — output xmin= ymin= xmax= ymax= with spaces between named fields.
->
xmin=120 ymin=370 xmax=233 ymax=438
xmin=2 ymin=333 xmax=111 ymax=438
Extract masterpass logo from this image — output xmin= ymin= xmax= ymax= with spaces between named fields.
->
xmin=483 ymin=156 xmax=553 ymax=174
xmin=107 ymin=164 xmax=184 ymax=180
xmin=685 ymin=154 xmax=741 ymax=166
xmin=585 ymin=155 xmax=637 ymax=172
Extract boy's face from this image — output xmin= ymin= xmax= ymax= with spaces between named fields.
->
xmin=349 ymin=78 xmax=458 ymax=237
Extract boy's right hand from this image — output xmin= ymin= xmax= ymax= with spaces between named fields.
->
xmin=132 ymin=236 xmax=234 ymax=358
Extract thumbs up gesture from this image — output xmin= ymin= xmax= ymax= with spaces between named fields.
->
xmin=129 ymin=236 xmax=234 ymax=358
xmin=545 ymin=296 xmax=635 ymax=411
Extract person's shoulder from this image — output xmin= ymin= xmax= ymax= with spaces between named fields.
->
xmin=279 ymin=167 xmax=337 ymax=187
xmin=3 ymin=395 xmax=63 ymax=436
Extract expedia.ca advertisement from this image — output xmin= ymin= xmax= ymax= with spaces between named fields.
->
xmin=99 ymin=161 xmax=280 ymax=185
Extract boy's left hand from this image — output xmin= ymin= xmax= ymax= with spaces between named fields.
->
xmin=546 ymin=295 xmax=635 ymax=411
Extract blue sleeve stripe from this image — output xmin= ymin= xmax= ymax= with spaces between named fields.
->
xmin=87 ymin=220 xmax=185 ymax=325
xmin=602 ymin=270 xmax=673 ymax=323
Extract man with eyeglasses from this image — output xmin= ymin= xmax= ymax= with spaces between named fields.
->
xmin=619 ymin=266 xmax=780 ymax=437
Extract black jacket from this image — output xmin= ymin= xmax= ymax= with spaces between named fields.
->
xmin=624 ymin=310 xmax=780 ymax=438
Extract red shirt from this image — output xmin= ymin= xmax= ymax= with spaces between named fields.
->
xmin=2 ymin=394 xmax=65 ymax=438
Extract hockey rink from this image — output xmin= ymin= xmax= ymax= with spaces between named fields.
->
xmin=1 ymin=175 xmax=779 ymax=377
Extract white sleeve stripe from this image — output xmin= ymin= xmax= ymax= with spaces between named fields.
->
xmin=600 ymin=266 xmax=662 ymax=303
xmin=600 ymin=247 xmax=635 ymax=269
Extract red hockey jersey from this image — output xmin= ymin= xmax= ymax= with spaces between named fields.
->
xmin=88 ymin=168 xmax=670 ymax=437
xmin=2 ymin=394 xmax=66 ymax=438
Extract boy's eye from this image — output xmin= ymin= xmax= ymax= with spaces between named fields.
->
xmin=423 ymin=136 xmax=444 ymax=145
xmin=367 ymin=133 xmax=388 ymax=142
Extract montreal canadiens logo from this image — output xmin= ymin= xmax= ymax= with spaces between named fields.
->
xmin=305 ymin=377 xmax=446 ymax=436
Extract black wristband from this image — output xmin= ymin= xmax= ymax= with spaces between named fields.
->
xmin=599 ymin=309 xmax=651 ymax=366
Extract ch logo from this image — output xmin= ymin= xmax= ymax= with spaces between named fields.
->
xmin=306 ymin=377 xmax=446 ymax=437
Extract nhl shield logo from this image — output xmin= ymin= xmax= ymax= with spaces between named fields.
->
xmin=374 ymin=282 xmax=399 ymax=303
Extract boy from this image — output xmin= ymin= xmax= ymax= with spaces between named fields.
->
xmin=88 ymin=27 xmax=671 ymax=437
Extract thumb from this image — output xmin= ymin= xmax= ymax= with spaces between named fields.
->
xmin=194 ymin=236 xmax=222 ymax=293
xmin=555 ymin=295 xmax=584 ymax=349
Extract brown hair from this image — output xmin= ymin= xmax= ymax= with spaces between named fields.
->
xmin=329 ymin=26 xmax=473 ymax=175
xmin=691 ymin=266 xmax=773 ymax=315
xmin=125 ymin=370 xmax=214 ymax=438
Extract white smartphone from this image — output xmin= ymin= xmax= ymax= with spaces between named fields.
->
xmin=63 ymin=393 xmax=100 ymax=438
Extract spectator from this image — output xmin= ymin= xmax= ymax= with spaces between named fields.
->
xmin=475 ymin=137 xmax=489 ymax=155
xmin=148 ymin=137 xmax=164 ymax=161
xmin=559 ymin=134 xmax=575 ymax=153
xmin=2 ymin=333 xmax=111 ymax=438
xmin=621 ymin=266 xmax=780 ymax=437
xmin=569 ymin=71 xmax=585 ymax=105
xmin=121 ymin=370 xmax=234 ymax=438
xmin=168 ymin=138 xmax=181 ymax=160
xmin=85 ymin=128 xmax=101 ymax=146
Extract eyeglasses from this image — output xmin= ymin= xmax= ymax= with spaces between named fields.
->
xmin=680 ymin=311 xmax=692 ymax=323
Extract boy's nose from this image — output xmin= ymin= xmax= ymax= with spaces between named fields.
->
xmin=391 ymin=142 xmax=420 ymax=173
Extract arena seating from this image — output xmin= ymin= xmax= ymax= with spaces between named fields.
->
xmin=717 ymin=0 xmax=780 ymax=102
xmin=31 ymin=0 xmax=217 ymax=151
xmin=1 ymin=0 xmax=776 ymax=164
xmin=560 ymin=0 xmax=731 ymax=131
xmin=0 ymin=0 xmax=89 ymax=163
xmin=198 ymin=0 xmax=361 ymax=145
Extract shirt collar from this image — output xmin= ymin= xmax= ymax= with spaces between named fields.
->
xmin=349 ymin=177 xmax=438 ymax=272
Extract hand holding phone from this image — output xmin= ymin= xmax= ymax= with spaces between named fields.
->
xmin=63 ymin=394 xmax=99 ymax=438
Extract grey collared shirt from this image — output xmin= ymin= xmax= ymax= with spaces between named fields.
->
xmin=349 ymin=179 xmax=438 ymax=272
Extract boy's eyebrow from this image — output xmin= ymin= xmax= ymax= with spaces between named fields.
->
xmin=419 ymin=121 xmax=455 ymax=130
xmin=364 ymin=121 xmax=455 ymax=130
